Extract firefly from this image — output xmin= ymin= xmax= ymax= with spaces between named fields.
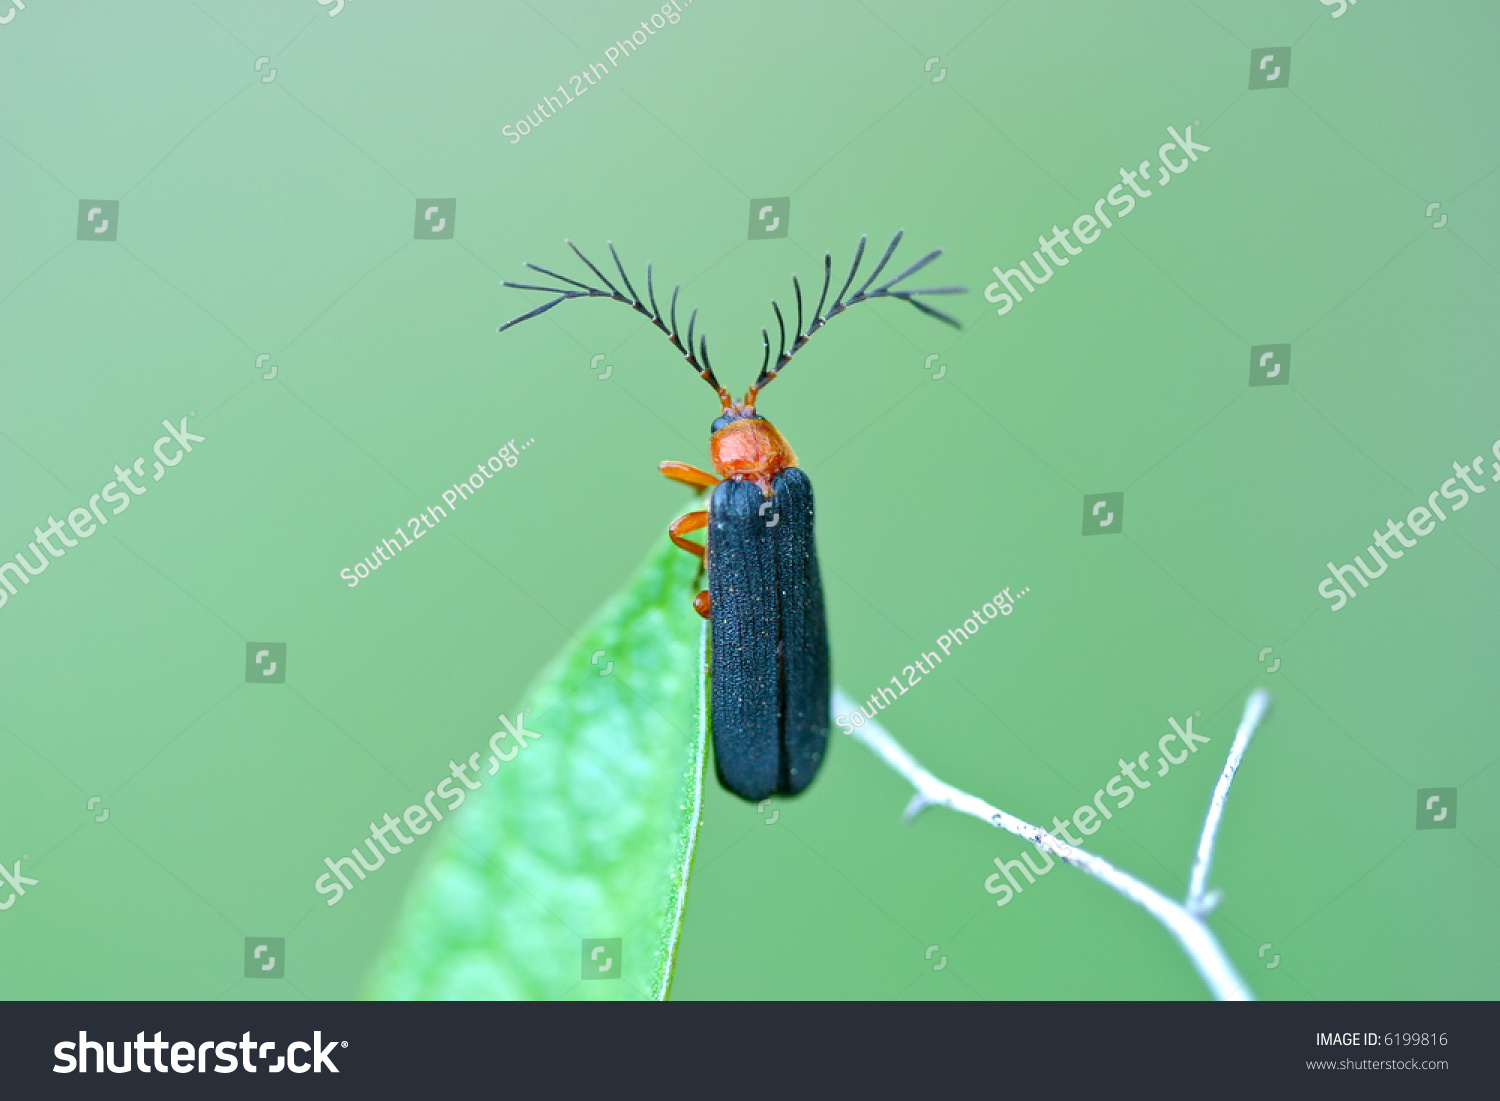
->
xmin=499 ymin=231 xmax=964 ymax=801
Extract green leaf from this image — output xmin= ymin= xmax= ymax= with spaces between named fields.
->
xmin=365 ymin=525 xmax=707 ymax=1000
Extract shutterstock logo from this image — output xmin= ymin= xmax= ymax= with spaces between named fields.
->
xmin=54 ymin=1031 xmax=344 ymax=1074
xmin=984 ymin=122 xmax=1210 ymax=318
xmin=1318 ymin=435 xmax=1500 ymax=611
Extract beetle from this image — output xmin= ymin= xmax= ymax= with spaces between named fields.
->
xmin=498 ymin=231 xmax=964 ymax=801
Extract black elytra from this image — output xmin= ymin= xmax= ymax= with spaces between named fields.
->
xmin=708 ymin=467 xmax=829 ymax=801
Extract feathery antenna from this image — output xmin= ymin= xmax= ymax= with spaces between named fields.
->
xmin=746 ymin=230 xmax=965 ymax=403
xmin=498 ymin=240 xmax=734 ymax=409
xmin=499 ymin=231 xmax=966 ymax=411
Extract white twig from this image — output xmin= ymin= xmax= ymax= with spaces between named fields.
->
xmin=838 ymin=688 xmax=1272 ymax=1001
xmin=1187 ymin=688 xmax=1270 ymax=916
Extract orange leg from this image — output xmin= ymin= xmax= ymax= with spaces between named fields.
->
xmin=660 ymin=461 xmax=720 ymax=492
xmin=669 ymin=513 xmax=713 ymax=619
xmin=669 ymin=511 xmax=708 ymax=559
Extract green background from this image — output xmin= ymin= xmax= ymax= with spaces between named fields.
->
xmin=2 ymin=0 xmax=1497 ymax=1000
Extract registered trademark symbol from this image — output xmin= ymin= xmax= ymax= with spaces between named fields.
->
xmin=341 ymin=1041 xmax=348 ymax=1047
